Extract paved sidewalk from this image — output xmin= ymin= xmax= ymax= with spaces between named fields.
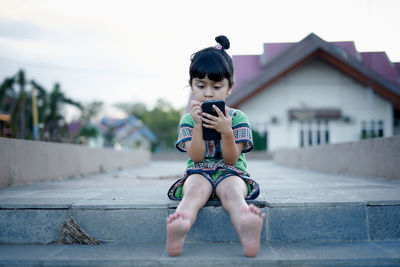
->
xmin=1 ymin=160 xmax=400 ymax=208
xmin=1 ymin=241 xmax=400 ymax=266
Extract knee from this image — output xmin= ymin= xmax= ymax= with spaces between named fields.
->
xmin=183 ymin=184 xmax=210 ymax=198
xmin=219 ymin=185 xmax=243 ymax=202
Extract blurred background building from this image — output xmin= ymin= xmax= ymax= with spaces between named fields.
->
xmin=225 ymin=33 xmax=400 ymax=151
xmin=68 ymin=116 xmax=157 ymax=151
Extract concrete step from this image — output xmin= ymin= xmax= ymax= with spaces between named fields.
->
xmin=0 ymin=199 xmax=266 ymax=245
xmin=1 ymin=160 xmax=400 ymax=245
xmin=1 ymin=241 xmax=400 ymax=266
xmin=1 ymin=199 xmax=399 ymax=245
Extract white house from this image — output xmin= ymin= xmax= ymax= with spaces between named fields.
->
xmin=226 ymin=33 xmax=400 ymax=151
xmin=99 ymin=116 xmax=157 ymax=151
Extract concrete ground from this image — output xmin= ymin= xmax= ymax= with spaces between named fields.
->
xmin=1 ymin=159 xmax=400 ymax=266
xmin=1 ymin=159 xmax=399 ymax=208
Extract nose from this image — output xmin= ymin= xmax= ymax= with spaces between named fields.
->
xmin=204 ymin=86 xmax=213 ymax=97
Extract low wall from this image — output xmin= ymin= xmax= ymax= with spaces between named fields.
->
xmin=273 ymin=136 xmax=400 ymax=180
xmin=0 ymin=137 xmax=151 ymax=188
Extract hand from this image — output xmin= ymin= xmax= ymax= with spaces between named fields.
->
xmin=202 ymin=105 xmax=232 ymax=135
xmin=189 ymin=100 xmax=202 ymax=125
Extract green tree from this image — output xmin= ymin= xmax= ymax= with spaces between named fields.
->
xmin=0 ymin=70 xmax=82 ymax=141
xmin=44 ymin=83 xmax=82 ymax=141
xmin=80 ymin=101 xmax=103 ymax=124
xmin=78 ymin=101 xmax=103 ymax=139
xmin=116 ymin=99 xmax=183 ymax=151
xmin=115 ymin=102 xmax=146 ymax=118
xmin=0 ymin=76 xmax=17 ymax=112
xmin=252 ymin=130 xmax=267 ymax=151
xmin=0 ymin=70 xmax=31 ymax=139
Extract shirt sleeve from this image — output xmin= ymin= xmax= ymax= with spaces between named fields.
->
xmin=231 ymin=109 xmax=254 ymax=153
xmin=175 ymin=113 xmax=194 ymax=152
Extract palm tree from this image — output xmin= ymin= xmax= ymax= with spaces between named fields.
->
xmin=0 ymin=76 xmax=17 ymax=112
xmin=45 ymin=82 xmax=82 ymax=141
xmin=0 ymin=76 xmax=16 ymax=137
xmin=0 ymin=70 xmax=30 ymax=139
xmin=1 ymin=70 xmax=82 ymax=141
xmin=16 ymin=70 xmax=28 ymax=138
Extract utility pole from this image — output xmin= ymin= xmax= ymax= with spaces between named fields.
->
xmin=32 ymin=85 xmax=39 ymax=140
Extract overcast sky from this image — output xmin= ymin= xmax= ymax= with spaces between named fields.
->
xmin=1 ymin=0 xmax=399 ymax=119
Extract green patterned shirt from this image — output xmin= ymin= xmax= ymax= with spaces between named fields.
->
xmin=176 ymin=108 xmax=253 ymax=172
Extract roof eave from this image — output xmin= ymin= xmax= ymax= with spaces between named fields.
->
xmin=227 ymin=33 xmax=400 ymax=110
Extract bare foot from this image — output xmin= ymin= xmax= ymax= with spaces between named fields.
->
xmin=238 ymin=204 xmax=266 ymax=257
xmin=166 ymin=210 xmax=191 ymax=256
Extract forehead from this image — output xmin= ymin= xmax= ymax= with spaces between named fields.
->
xmin=193 ymin=77 xmax=228 ymax=84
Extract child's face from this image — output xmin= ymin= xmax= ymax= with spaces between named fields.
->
xmin=191 ymin=75 xmax=232 ymax=103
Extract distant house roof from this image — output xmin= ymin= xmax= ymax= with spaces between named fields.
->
xmin=123 ymin=127 xmax=158 ymax=143
xmin=67 ymin=121 xmax=83 ymax=135
xmin=138 ymin=127 xmax=158 ymax=142
xmin=100 ymin=116 xmax=157 ymax=143
xmin=227 ymin=33 xmax=400 ymax=110
xmin=100 ymin=116 xmax=142 ymax=129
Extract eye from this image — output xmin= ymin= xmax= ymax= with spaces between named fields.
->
xmin=214 ymin=86 xmax=222 ymax=89
xmin=197 ymin=85 xmax=204 ymax=89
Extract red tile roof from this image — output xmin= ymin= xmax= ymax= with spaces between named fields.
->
xmin=361 ymin=52 xmax=399 ymax=85
xmin=227 ymin=33 xmax=400 ymax=109
xmin=232 ymin=55 xmax=262 ymax=92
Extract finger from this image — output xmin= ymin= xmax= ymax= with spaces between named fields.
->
xmin=202 ymin=112 xmax=216 ymax=119
xmin=225 ymin=106 xmax=230 ymax=117
xmin=192 ymin=107 xmax=201 ymax=113
xmin=201 ymin=117 xmax=216 ymax=125
xmin=192 ymin=106 xmax=202 ymax=113
xmin=213 ymin=105 xmax=224 ymax=117
xmin=191 ymin=100 xmax=201 ymax=105
xmin=190 ymin=101 xmax=201 ymax=110
xmin=190 ymin=108 xmax=201 ymax=115
xmin=192 ymin=105 xmax=201 ymax=111
xmin=202 ymin=123 xmax=216 ymax=129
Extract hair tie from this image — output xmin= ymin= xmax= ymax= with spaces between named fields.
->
xmin=215 ymin=44 xmax=223 ymax=50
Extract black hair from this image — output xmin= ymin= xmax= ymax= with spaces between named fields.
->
xmin=189 ymin=35 xmax=234 ymax=87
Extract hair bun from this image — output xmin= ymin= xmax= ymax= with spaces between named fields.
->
xmin=215 ymin=35 xmax=230 ymax=50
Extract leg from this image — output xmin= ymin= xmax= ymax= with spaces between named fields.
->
xmin=167 ymin=174 xmax=212 ymax=256
xmin=215 ymin=176 xmax=265 ymax=257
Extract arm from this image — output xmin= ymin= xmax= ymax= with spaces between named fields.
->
xmin=220 ymin=131 xmax=244 ymax=165
xmin=186 ymin=100 xmax=205 ymax=162
xmin=186 ymin=124 xmax=205 ymax=162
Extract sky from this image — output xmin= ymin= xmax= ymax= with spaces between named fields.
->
xmin=1 ymin=0 xmax=400 ymax=120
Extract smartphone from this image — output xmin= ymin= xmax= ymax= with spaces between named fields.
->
xmin=201 ymin=100 xmax=225 ymax=140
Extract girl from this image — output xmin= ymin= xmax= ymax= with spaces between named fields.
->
xmin=166 ymin=35 xmax=265 ymax=257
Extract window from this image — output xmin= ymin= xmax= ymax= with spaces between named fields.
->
xmin=299 ymin=120 xmax=329 ymax=147
xmin=324 ymin=120 xmax=330 ymax=144
xmin=316 ymin=120 xmax=321 ymax=145
xmin=360 ymin=120 xmax=384 ymax=139
xmin=378 ymin=120 xmax=384 ymax=137
xmin=300 ymin=122 xmax=304 ymax=147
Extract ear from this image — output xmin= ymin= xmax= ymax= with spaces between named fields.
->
xmin=227 ymin=87 xmax=233 ymax=97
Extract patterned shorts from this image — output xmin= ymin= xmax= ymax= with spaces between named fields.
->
xmin=167 ymin=165 xmax=260 ymax=201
